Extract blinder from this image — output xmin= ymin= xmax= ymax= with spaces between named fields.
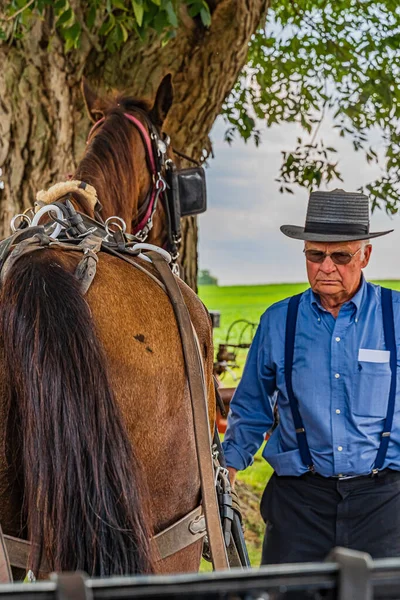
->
xmin=177 ymin=166 xmax=207 ymax=217
xmin=164 ymin=162 xmax=207 ymax=250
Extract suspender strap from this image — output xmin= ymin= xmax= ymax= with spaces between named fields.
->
xmin=285 ymin=293 xmax=315 ymax=471
xmin=374 ymin=287 xmax=397 ymax=471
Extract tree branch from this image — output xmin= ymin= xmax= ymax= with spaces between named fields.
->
xmin=1 ymin=0 xmax=35 ymax=22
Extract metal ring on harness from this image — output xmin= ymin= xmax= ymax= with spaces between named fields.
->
xmin=31 ymin=204 xmax=64 ymax=239
xmin=132 ymin=243 xmax=172 ymax=263
xmin=105 ymin=216 xmax=127 ymax=236
xmin=10 ymin=213 xmax=32 ymax=233
xmin=155 ymin=175 xmax=167 ymax=192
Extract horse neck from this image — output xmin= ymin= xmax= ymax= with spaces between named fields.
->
xmin=75 ymin=114 xmax=168 ymax=245
xmin=146 ymin=203 xmax=168 ymax=247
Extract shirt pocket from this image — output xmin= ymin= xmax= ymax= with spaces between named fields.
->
xmin=353 ymin=360 xmax=391 ymax=417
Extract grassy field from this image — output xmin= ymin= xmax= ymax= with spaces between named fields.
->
xmin=199 ymin=279 xmax=400 ymax=347
xmin=198 ymin=280 xmax=400 ymax=567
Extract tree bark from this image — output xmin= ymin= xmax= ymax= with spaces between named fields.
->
xmin=0 ymin=0 xmax=269 ymax=290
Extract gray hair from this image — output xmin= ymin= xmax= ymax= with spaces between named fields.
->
xmin=360 ymin=239 xmax=371 ymax=260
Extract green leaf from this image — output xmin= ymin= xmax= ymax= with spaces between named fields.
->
xmin=54 ymin=0 xmax=67 ymax=11
xmin=99 ymin=14 xmax=115 ymax=36
xmin=131 ymin=0 xmax=144 ymax=26
xmin=86 ymin=5 xmax=96 ymax=29
xmin=112 ymin=0 xmax=127 ymax=9
xmin=165 ymin=1 xmax=178 ymax=27
xmin=120 ymin=21 xmax=129 ymax=41
xmin=57 ymin=7 xmax=73 ymax=26
xmin=63 ymin=21 xmax=81 ymax=51
xmin=188 ymin=4 xmax=200 ymax=17
xmin=200 ymin=6 xmax=211 ymax=27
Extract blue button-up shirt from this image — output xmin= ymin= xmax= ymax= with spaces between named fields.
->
xmin=222 ymin=278 xmax=400 ymax=477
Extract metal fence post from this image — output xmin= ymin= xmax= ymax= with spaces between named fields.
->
xmin=327 ymin=546 xmax=373 ymax=600
xmin=51 ymin=572 xmax=92 ymax=600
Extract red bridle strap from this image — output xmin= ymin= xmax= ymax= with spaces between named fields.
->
xmin=86 ymin=112 xmax=163 ymax=238
xmin=123 ymin=113 xmax=157 ymax=175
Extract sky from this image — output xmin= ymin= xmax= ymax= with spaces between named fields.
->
xmin=198 ymin=117 xmax=398 ymax=286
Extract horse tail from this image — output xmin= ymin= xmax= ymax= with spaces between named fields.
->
xmin=0 ymin=251 xmax=155 ymax=576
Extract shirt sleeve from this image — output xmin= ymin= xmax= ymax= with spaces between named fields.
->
xmin=222 ymin=311 xmax=277 ymax=471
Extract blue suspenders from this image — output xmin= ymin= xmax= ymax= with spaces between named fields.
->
xmin=374 ymin=287 xmax=397 ymax=471
xmin=285 ymin=293 xmax=315 ymax=471
xmin=285 ymin=288 xmax=397 ymax=474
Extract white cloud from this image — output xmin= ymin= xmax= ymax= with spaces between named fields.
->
xmin=199 ymin=117 xmax=399 ymax=285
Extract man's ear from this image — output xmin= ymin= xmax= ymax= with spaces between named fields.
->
xmin=149 ymin=74 xmax=173 ymax=129
xmin=81 ymin=78 xmax=108 ymax=123
xmin=361 ymin=243 xmax=373 ymax=269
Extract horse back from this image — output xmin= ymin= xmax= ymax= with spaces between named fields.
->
xmin=0 ymin=247 xmax=215 ymax=575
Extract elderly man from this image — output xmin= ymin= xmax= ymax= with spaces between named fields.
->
xmin=222 ymin=189 xmax=400 ymax=564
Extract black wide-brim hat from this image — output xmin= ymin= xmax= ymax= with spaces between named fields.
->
xmin=280 ymin=189 xmax=393 ymax=242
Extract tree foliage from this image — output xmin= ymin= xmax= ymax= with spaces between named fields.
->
xmin=0 ymin=0 xmax=211 ymax=51
xmin=2 ymin=0 xmax=400 ymax=213
xmin=198 ymin=269 xmax=218 ymax=285
xmin=225 ymin=0 xmax=400 ymax=213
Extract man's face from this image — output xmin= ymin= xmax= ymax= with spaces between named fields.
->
xmin=305 ymin=240 xmax=372 ymax=300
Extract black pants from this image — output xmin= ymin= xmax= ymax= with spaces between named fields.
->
xmin=260 ymin=469 xmax=400 ymax=565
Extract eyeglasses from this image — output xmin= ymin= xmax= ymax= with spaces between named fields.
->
xmin=303 ymin=247 xmax=361 ymax=265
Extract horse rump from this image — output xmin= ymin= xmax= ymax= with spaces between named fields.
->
xmin=0 ymin=249 xmax=154 ymax=577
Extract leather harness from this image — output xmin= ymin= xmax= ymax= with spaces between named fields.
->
xmin=0 ymin=106 xmax=236 ymax=579
xmin=0 ymin=212 xmax=230 ymax=579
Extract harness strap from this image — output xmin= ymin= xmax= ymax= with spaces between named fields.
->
xmin=374 ymin=287 xmax=397 ymax=470
xmin=153 ymin=506 xmax=206 ymax=560
xmin=148 ymin=251 xmax=229 ymax=571
xmin=2 ymin=535 xmax=48 ymax=574
xmin=285 ymin=293 xmax=315 ymax=471
xmin=0 ymin=524 xmax=12 ymax=583
xmin=2 ymin=506 xmax=206 ymax=572
xmin=74 ymin=236 xmax=102 ymax=295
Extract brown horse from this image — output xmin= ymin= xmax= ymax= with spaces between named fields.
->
xmin=0 ymin=76 xmax=216 ymax=578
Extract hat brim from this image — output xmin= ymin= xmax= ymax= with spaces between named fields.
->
xmin=280 ymin=225 xmax=393 ymax=242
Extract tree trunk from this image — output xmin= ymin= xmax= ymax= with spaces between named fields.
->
xmin=0 ymin=0 xmax=269 ymax=290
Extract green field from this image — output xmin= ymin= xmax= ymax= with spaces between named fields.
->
xmin=198 ymin=280 xmax=400 ymax=567
xmin=199 ymin=279 xmax=400 ymax=346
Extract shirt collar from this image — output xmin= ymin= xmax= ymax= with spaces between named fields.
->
xmin=310 ymin=274 xmax=367 ymax=315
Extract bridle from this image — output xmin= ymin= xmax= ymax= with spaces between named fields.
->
xmin=87 ymin=108 xmax=180 ymax=269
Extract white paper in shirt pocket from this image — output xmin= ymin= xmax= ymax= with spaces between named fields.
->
xmin=358 ymin=348 xmax=390 ymax=363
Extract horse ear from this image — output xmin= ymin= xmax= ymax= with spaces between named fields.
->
xmin=150 ymin=74 xmax=173 ymax=128
xmin=81 ymin=78 xmax=107 ymax=124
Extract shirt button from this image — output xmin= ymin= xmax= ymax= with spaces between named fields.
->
xmin=338 ymin=446 xmax=343 ymax=452
xmin=335 ymin=373 xmax=340 ymax=379
xmin=336 ymin=409 xmax=341 ymax=414
xmin=335 ymin=337 xmax=341 ymax=342
xmin=355 ymin=318 xmax=358 ymax=323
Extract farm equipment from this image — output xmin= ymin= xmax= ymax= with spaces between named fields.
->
xmin=210 ymin=315 xmax=257 ymax=433
xmin=213 ymin=319 xmax=257 ymax=381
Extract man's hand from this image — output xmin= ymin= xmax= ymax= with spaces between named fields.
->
xmin=227 ymin=466 xmax=238 ymax=489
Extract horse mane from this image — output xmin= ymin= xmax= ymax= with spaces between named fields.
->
xmin=75 ymin=96 xmax=152 ymax=223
